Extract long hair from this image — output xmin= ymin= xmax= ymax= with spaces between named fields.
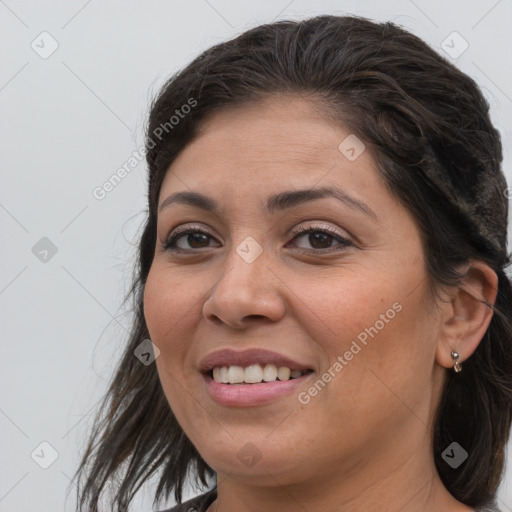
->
xmin=74 ymin=15 xmax=512 ymax=511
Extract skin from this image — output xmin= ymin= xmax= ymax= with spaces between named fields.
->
xmin=143 ymin=95 xmax=497 ymax=512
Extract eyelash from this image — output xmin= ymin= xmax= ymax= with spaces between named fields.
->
xmin=163 ymin=223 xmax=353 ymax=254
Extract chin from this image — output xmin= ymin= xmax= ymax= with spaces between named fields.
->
xmin=200 ymin=441 xmax=308 ymax=483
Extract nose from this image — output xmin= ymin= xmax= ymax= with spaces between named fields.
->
xmin=202 ymin=240 xmax=286 ymax=329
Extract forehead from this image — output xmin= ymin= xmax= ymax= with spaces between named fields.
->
xmin=160 ymin=96 xmax=381 ymax=196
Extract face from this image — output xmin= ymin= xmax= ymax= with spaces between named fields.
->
xmin=143 ymin=96 xmax=446 ymax=488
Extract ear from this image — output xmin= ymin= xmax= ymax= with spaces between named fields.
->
xmin=435 ymin=260 xmax=498 ymax=370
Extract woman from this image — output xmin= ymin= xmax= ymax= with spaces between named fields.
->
xmin=74 ymin=15 xmax=512 ymax=512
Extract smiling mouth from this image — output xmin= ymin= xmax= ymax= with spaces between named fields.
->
xmin=208 ymin=364 xmax=314 ymax=385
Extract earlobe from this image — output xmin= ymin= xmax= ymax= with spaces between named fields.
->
xmin=435 ymin=260 xmax=498 ymax=371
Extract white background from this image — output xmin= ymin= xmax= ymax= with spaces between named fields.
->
xmin=1 ymin=1 xmax=511 ymax=511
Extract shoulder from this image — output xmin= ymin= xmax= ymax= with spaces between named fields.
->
xmin=156 ymin=489 xmax=217 ymax=512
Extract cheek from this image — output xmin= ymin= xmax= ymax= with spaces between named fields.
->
xmin=143 ymin=264 xmax=205 ymax=375
xmin=301 ymin=266 xmax=434 ymax=394
xmin=143 ymin=264 xmax=195 ymax=335
xmin=143 ymin=267 xmax=189 ymax=376
xmin=334 ymin=294 xmax=437 ymax=427
xmin=143 ymin=271 xmax=168 ymax=339
xmin=143 ymin=268 xmax=195 ymax=415
xmin=295 ymin=269 xmax=402 ymax=347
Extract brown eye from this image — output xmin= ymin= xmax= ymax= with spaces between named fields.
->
xmin=289 ymin=225 xmax=352 ymax=252
xmin=305 ymin=232 xmax=334 ymax=249
xmin=183 ymin=233 xmax=210 ymax=249
xmin=164 ymin=228 xmax=220 ymax=252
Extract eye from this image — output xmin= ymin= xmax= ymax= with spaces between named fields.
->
xmin=163 ymin=225 xmax=220 ymax=252
xmin=287 ymin=223 xmax=353 ymax=252
xmin=163 ymin=223 xmax=353 ymax=254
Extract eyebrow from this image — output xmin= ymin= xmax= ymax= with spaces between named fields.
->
xmin=158 ymin=186 xmax=377 ymax=221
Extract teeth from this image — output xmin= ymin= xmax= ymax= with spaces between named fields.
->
xmin=262 ymin=364 xmax=277 ymax=381
xmin=219 ymin=366 xmax=229 ymax=383
xmin=228 ymin=366 xmax=244 ymax=384
xmin=213 ymin=366 xmax=229 ymax=383
xmin=277 ymin=366 xmax=290 ymax=381
xmin=211 ymin=364 xmax=310 ymax=384
xmin=244 ymin=364 xmax=263 ymax=383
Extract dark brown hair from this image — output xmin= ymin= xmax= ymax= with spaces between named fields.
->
xmin=74 ymin=15 xmax=512 ymax=511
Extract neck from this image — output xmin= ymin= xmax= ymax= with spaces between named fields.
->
xmin=206 ymin=438 xmax=473 ymax=512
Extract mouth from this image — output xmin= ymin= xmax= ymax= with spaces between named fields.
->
xmin=199 ymin=348 xmax=316 ymax=406
xmin=207 ymin=364 xmax=314 ymax=385
xmin=202 ymin=368 xmax=315 ymax=407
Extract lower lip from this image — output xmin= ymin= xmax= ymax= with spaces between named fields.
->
xmin=203 ymin=372 xmax=314 ymax=407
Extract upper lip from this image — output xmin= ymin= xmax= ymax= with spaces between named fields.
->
xmin=199 ymin=348 xmax=314 ymax=373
